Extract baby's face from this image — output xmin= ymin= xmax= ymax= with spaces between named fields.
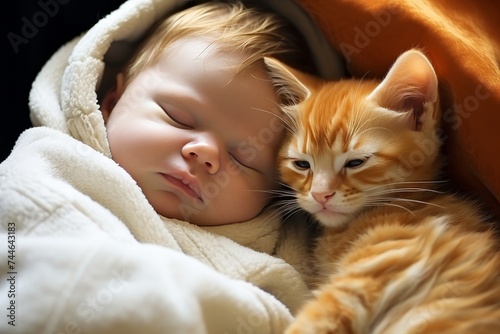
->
xmin=103 ymin=37 xmax=284 ymax=225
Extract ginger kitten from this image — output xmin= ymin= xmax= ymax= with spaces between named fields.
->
xmin=265 ymin=50 xmax=500 ymax=333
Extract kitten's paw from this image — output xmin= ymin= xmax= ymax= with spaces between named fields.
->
xmin=285 ymin=292 xmax=355 ymax=334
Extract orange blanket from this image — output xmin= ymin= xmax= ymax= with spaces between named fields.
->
xmin=297 ymin=0 xmax=500 ymax=217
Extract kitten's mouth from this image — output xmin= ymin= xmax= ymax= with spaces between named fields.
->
xmin=315 ymin=209 xmax=351 ymax=228
xmin=317 ymin=207 xmax=349 ymax=216
xmin=314 ymin=203 xmax=350 ymax=215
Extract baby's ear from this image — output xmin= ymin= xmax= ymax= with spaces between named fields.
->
xmin=368 ymin=49 xmax=438 ymax=131
xmin=101 ymin=73 xmax=125 ymax=121
xmin=264 ymin=57 xmax=320 ymax=106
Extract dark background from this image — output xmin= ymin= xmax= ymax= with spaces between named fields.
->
xmin=3 ymin=1 xmax=126 ymax=163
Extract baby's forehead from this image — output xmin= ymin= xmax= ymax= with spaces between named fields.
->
xmin=154 ymin=38 xmax=285 ymax=172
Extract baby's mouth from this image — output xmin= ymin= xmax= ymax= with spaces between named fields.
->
xmin=161 ymin=173 xmax=202 ymax=201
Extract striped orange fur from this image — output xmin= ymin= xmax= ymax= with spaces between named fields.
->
xmin=265 ymin=50 xmax=500 ymax=333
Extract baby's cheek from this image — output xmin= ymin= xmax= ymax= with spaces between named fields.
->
xmin=253 ymin=175 xmax=278 ymax=206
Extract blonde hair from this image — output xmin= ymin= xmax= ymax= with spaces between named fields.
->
xmin=124 ymin=1 xmax=307 ymax=84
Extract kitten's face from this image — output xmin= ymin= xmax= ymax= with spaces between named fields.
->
xmin=267 ymin=50 xmax=441 ymax=228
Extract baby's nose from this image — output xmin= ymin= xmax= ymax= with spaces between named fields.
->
xmin=182 ymin=137 xmax=220 ymax=174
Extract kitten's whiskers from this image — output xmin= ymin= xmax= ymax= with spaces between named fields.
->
xmin=363 ymin=200 xmax=415 ymax=215
xmin=251 ymin=106 xmax=299 ymax=136
xmin=365 ymin=180 xmax=447 ymax=192
xmin=374 ymin=196 xmax=444 ymax=209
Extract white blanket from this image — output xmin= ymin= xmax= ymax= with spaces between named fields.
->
xmin=0 ymin=0 xmax=342 ymax=333
xmin=0 ymin=127 xmax=311 ymax=333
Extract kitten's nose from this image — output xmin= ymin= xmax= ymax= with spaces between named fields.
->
xmin=312 ymin=191 xmax=335 ymax=204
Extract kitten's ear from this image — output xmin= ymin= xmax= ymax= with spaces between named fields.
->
xmin=264 ymin=57 xmax=320 ymax=106
xmin=368 ymin=50 xmax=438 ymax=130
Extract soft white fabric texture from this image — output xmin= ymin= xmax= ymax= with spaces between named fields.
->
xmin=0 ymin=0 xmax=342 ymax=333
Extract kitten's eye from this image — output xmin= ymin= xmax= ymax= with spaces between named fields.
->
xmin=293 ymin=160 xmax=310 ymax=170
xmin=345 ymin=158 xmax=366 ymax=168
